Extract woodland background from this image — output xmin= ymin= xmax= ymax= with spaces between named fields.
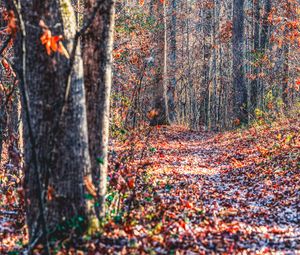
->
xmin=0 ymin=0 xmax=299 ymax=254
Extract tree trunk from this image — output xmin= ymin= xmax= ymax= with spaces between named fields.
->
xmin=150 ymin=0 xmax=169 ymax=126
xmin=0 ymin=104 xmax=7 ymax=163
xmin=260 ymin=0 xmax=271 ymax=51
xmin=83 ymin=0 xmax=115 ymax=217
xmin=232 ymin=0 xmax=247 ymax=124
xmin=168 ymin=0 xmax=177 ymax=123
xmin=259 ymin=0 xmax=271 ymax=108
xmin=282 ymin=43 xmax=289 ymax=108
xmin=200 ymin=3 xmax=212 ymax=128
xmin=14 ymin=0 xmax=92 ymax=243
xmin=250 ymin=0 xmax=260 ymax=118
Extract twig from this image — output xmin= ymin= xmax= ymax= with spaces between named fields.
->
xmin=26 ymin=231 xmax=43 ymax=254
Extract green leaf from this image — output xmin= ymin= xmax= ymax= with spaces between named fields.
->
xmin=165 ymin=184 xmax=173 ymax=192
xmin=149 ymin=147 xmax=156 ymax=153
xmin=107 ymin=194 xmax=114 ymax=202
xmin=96 ymin=157 xmax=104 ymax=165
xmin=8 ymin=252 xmax=19 ymax=255
xmin=84 ymin=194 xmax=94 ymax=200
xmin=114 ymin=215 xmax=122 ymax=224
xmin=77 ymin=216 xmax=85 ymax=222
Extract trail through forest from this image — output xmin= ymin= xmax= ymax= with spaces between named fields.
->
xmin=1 ymin=117 xmax=300 ymax=254
xmin=1 ymin=0 xmax=300 ymax=254
xmin=109 ymin=117 xmax=300 ymax=254
xmin=147 ymin=129 xmax=299 ymax=253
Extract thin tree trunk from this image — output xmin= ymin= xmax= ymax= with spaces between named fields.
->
xmin=232 ymin=0 xmax=247 ymax=123
xmin=83 ymin=0 xmax=115 ymax=217
xmin=168 ymin=0 xmax=177 ymax=123
xmin=200 ymin=3 xmax=212 ymax=128
xmin=150 ymin=0 xmax=169 ymax=126
xmin=282 ymin=44 xmax=289 ymax=108
xmin=259 ymin=0 xmax=271 ymax=108
xmin=250 ymin=0 xmax=260 ymax=118
xmin=0 ymin=104 xmax=6 ymax=163
xmin=260 ymin=0 xmax=271 ymax=51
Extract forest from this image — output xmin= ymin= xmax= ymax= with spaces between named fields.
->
xmin=0 ymin=0 xmax=299 ymax=254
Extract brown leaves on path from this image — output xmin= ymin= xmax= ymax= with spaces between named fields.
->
xmin=101 ymin=117 xmax=299 ymax=254
xmin=1 ymin=116 xmax=299 ymax=254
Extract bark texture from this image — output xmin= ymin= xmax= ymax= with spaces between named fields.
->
xmin=200 ymin=4 xmax=212 ymax=127
xmin=83 ymin=0 xmax=115 ymax=217
xmin=150 ymin=0 xmax=169 ymax=126
xmin=250 ymin=0 xmax=260 ymax=116
xmin=19 ymin=0 xmax=91 ymax=239
xmin=232 ymin=0 xmax=247 ymax=123
xmin=168 ymin=0 xmax=177 ymax=123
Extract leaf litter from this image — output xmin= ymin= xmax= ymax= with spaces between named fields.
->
xmin=1 ymin=116 xmax=299 ymax=254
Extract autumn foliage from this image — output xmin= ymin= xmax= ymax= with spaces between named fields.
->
xmin=1 ymin=0 xmax=300 ymax=254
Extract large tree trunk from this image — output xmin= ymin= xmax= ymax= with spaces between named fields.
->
xmin=11 ymin=0 xmax=92 ymax=244
xmin=83 ymin=0 xmax=115 ymax=217
xmin=232 ymin=0 xmax=247 ymax=124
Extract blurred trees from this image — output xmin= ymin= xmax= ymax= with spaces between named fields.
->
xmin=113 ymin=0 xmax=300 ymax=131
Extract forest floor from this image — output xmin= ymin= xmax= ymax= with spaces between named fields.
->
xmin=0 ymin=115 xmax=300 ymax=254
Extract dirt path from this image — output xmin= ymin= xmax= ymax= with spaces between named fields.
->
xmin=1 ymin=120 xmax=299 ymax=254
xmin=136 ymin=125 xmax=300 ymax=254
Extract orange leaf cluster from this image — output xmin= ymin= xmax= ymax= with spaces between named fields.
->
xmin=84 ymin=177 xmax=97 ymax=197
xmin=40 ymin=29 xmax=69 ymax=59
xmin=147 ymin=109 xmax=159 ymax=120
xmin=294 ymin=78 xmax=300 ymax=91
xmin=3 ymin=10 xmax=17 ymax=36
